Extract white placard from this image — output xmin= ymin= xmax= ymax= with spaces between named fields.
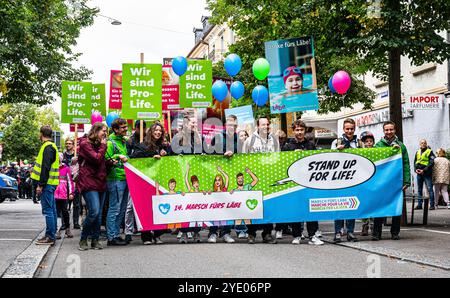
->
xmin=152 ymin=191 xmax=263 ymax=224
xmin=406 ymin=94 xmax=443 ymax=110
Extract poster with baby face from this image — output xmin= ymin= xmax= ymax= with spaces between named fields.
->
xmin=264 ymin=36 xmax=319 ymax=114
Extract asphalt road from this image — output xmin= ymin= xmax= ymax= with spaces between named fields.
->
xmin=0 ymin=199 xmax=44 ymax=277
xmin=44 ymin=226 xmax=449 ymax=278
xmin=1 ymin=200 xmax=449 ymax=278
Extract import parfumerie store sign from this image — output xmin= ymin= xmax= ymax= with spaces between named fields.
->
xmin=61 ymin=81 xmax=92 ymax=124
xmin=122 ymin=64 xmax=162 ymax=120
xmin=179 ymin=60 xmax=212 ymax=108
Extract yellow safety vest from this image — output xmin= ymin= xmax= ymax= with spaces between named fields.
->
xmin=31 ymin=141 xmax=60 ymax=186
xmin=415 ymin=148 xmax=431 ymax=166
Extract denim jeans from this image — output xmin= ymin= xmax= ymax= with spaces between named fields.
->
xmin=106 ymin=180 xmax=129 ymax=240
xmin=81 ymin=191 xmax=106 ymax=241
xmin=334 ymin=219 xmax=355 ymax=234
xmin=40 ymin=185 xmax=57 ymax=240
xmin=417 ymin=174 xmax=435 ymax=207
xmin=234 ymin=224 xmax=248 ymax=234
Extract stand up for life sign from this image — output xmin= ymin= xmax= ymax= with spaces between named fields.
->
xmin=179 ymin=60 xmax=212 ymax=108
xmin=122 ymin=64 xmax=162 ymax=120
xmin=61 ymin=81 xmax=92 ymax=124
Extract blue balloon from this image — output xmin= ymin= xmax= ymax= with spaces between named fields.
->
xmin=212 ymin=80 xmax=228 ymax=102
xmin=172 ymin=56 xmax=188 ymax=76
xmin=224 ymin=54 xmax=242 ymax=77
xmin=106 ymin=112 xmax=120 ymax=128
xmin=328 ymin=77 xmax=336 ymax=94
xmin=252 ymin=85 xmax=269 ymax=107
xmin=230 ymin=81 xmax=245 ymax=100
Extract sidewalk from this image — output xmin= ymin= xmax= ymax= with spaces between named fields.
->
xmin=322 ymin=202 xmax=450 ymax=270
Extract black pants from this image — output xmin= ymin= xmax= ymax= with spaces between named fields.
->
xmin=31 ymin=180 xmax=38 ymax=203
xmin=293 ymin=221 xmax=319 ymax=238
xmin=373 ymin=216 xmax=401 ymax=238
xmin=247 ymin=224 xmax=273 ymax=238
xmin=56 ymin=199 xmax=70 ymax=229
xmin=71 ymin=191 xmax=81 ymax=226
xmin=141 ymin=230 xmax=166 ymax=242
xmin=208 ymin=226 xmax=230 ymax=237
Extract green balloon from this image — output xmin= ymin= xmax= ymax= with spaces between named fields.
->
xmin=252 ymin=58 xmax=270 ymax=80
xmin=23 ymin=160 xmax=28 ymax=164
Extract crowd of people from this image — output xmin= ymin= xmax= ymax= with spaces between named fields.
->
xmin=27 ymin=113 xmax=450 ymax=249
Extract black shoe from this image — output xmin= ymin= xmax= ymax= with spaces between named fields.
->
xmin=262 ymin=234 xmax=277 ymax=244
xmin=60 ymin=225 xmax=67 ymax=231
xmin=107 ymin=238 xmax=127 ymax=246
xmin=414 ymin=206 xmax=423 ymax=210
xmin=429 ymin=206 xmax=435 ymax=210
xmin=391 ymin=234 xmax=400 ymax=240
xmin=125 ymin=235 xmax=133 ymax=244
xmin=333 ymin=233 xmax=342 ymax=243
xmin=347 ymin=233 xmax=358 ymax=242
xmin=73 ymin=224 xmax=81 ymax=229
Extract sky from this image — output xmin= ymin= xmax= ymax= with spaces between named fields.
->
xmin=53 ymin=0 xmax=209 ymax=134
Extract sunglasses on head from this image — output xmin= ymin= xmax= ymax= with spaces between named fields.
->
xmin=283 ymin=67 xmax=302 ymax=77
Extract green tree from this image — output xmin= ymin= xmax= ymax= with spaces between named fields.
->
xmin=208 ymin=0 xmax=450 ymax=140
xmin=208 ymin=0 xmax=376 ymax=119
xmin=0 ymin=104 xmax=62 ymax=162
xmin=2 ymin=105 xmax=40 ymax=162
xmin=0 ymin=0 xmax=97 ymax=105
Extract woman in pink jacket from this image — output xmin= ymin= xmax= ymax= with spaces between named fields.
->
xmin=55 ymin=153 xmax=74 ymax=239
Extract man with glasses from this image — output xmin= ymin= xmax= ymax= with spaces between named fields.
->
xmin=105 ymin=118 xmax=130 ymax=246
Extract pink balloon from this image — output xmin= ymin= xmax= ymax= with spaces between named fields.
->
xmin=332 ymin=71 xmax=351 ymax=95
xmin=91 ymin=112 xmax=103 ymax=124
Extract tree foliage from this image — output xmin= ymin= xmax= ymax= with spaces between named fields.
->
xmin=207 ymin=0 xmax=377 ymax=115
xmin=0 ymin=103 xmax=62 ymax=162
xmin=0 ymin=0 xmax=97 ymax=105
xmin=207 ymin=0 xmax=450 ymax=115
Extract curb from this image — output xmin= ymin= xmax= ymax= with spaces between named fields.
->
xmin=322 ymin=236 xmax=450 ymax=271
xmin=1 ymin=229 xmax=52 ymax=278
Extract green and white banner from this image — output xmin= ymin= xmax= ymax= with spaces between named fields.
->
xmin=124 ymin=148 xmax=404 ymax=231
xmin=179 ymin=60 xmax=212 ymax=108
xmin=61 ymin=81 xmax=92 ymax=124
xmin=92 ymin=83 xmax=106 ymax=120
xmin=122 ymin=63 xmax=162 ymax=120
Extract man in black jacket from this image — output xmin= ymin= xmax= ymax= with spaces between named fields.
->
xmin=279 ymin=120 xmax=324 ymax=245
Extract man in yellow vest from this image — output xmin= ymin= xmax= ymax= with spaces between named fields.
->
xmin=414 ymin=139 xmax=436 ymax=210
xmin=31 ymin=125 xmax=59 ymax=245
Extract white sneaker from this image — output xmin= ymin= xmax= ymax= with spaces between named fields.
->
xmin=177 ymin=231 xmax=182 ymax=239
xmin=238 ymin=232 xmax=248 ymax=239
xmin=292 ymin=237 xmax=301 ymax=245
xmin=143 ymin=241 xmax=152 ymax=245
xmin=154 ymin=237 xmax=164 ymax=244
xmin=308 ymin=236 xmax=324 ymax=245
xmin=187 ymin=232 xmax=193 ymax=239
xmin=179 ymin=233 xmax=187 ymax=244
xmin=315 ymin=230 xmax=322 ymax=238
xmin=276 ymin=231 xmax=283 ymax=239
xmin=208 ymin=234 xmax=217 ymax=243
xmin=223 ymin=234 xmax=235 ymax=243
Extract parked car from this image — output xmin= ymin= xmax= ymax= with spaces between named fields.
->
xmin=0 ymin=173 xmax=18 ymax=203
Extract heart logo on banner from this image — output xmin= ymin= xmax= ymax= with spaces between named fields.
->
xmin=246 ymin=199 xmax=258 ymax=211
xmin=158 ymin=203 xmax=171 ymax=215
